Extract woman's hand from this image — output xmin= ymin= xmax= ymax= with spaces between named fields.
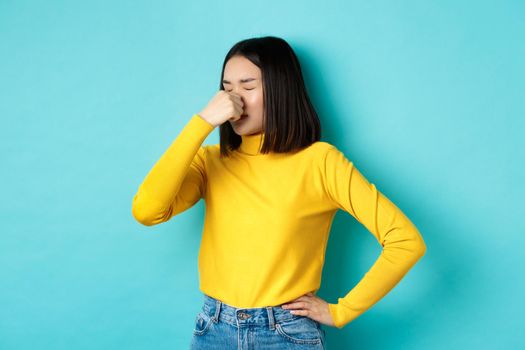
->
xmin=281 ymin=292 xmax=335 ymax=327
xmin=198 ymin=90 xmax=245 ymax=127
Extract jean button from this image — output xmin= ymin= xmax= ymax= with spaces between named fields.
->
xmin=237 ymin=312 xmax=251 ymax=320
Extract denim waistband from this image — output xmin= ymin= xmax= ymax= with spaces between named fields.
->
xmin=201 ymin=293 xmax=306 ymax=329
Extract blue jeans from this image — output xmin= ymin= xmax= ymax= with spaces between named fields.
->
xmin=190 ymin=293 xmax=327 ymax=349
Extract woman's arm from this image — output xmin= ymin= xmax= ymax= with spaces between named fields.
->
xmin=320 ymin=145 xmax=427 ymax=329
xmin=131 ymin=114 xmax=215 ymax=226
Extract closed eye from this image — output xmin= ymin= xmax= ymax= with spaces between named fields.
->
xmin=226 ymin=88 xmax=255 ymax=92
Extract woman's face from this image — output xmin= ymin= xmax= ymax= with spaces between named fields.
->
xmin=222 ymin=55 xmax=264 ymax=135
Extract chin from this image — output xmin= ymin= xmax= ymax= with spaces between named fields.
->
xmin=237 ymin=129 xmax=263 ymax=136
xmin=231 ymin=124 xmax=252 ymax=135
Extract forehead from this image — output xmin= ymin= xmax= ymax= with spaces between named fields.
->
xmin=223 ymin=56 xmax=261 ymax=81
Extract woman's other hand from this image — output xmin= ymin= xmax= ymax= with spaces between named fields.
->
xmin=281 ymin=292 xmax=336 ymax=327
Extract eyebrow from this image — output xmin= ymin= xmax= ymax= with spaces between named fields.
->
xmin=222 ymin=78 xmax=257 ymax=84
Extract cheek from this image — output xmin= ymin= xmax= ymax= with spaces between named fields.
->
xmin=246 ymin=92 xmax=263 ymax=109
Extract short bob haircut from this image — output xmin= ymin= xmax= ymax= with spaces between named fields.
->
xmin=218 ymin=36 xmax=321 ymax=158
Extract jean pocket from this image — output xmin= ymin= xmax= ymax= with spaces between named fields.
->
xmin=192 ymin=311 xmax=213 ymax=336
xmin=275 ymin=316 xmax=322 ymax=345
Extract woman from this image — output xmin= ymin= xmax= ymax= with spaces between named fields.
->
xmin=132 ymin=36 xmax=426 ymax=349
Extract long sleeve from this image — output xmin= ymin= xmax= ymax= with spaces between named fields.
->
xmin=131 ymin=114 xmax=215 ymax=226
xmin=320 ymin=145 xmax=427 ymax=329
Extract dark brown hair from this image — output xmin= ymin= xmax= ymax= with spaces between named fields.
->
xmin=218 ymin=36 xmax=321 ymax=157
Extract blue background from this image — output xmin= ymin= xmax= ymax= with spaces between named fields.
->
xmin=1 ymin=1 xmax=523 ymax=349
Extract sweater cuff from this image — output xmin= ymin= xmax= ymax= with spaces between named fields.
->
xmin=328 ymin=302 xmax=360 ymax=329
xmin=192 ymin=113 xmax=216 ymax=131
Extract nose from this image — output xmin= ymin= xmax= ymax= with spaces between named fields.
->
xmin=232 ymin=89 xmax=246 ymax=106
xmin=231 ymin=86 xmax=245 ymax=98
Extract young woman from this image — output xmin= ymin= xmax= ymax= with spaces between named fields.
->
xmin=132 ymin=36 xmax=426 ymax=349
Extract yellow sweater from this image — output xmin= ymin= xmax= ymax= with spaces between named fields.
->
xmin=132 ymin=113 xmax=427 ymax=329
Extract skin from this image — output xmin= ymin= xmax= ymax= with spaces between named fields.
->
xmin=281 ymin=292 xmax=336 ymax=327
xmin=221 ymin=55 xmax=265 ymax=136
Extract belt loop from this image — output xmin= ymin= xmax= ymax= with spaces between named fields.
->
xmin=266 ymin=306 xmax=276 ymax=330
xmin=213 ymin=299 xmax=221 ymax=323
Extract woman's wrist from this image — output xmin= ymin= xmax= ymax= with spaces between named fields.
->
xmin=196 ymin=112 xmax=217 ymax=128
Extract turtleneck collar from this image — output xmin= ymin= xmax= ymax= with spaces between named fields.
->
xmin=239 ymin=131 xmax=265 ymax=155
